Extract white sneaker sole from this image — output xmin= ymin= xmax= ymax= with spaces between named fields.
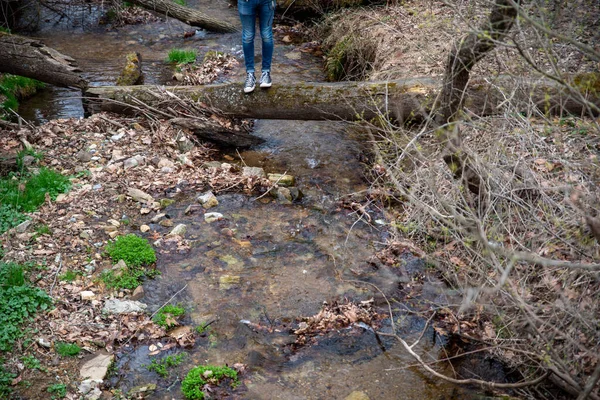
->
xmin=260 ymin=82 xmax=272 ymax=88
xmin=244 ymin=85 xmax=255 ymax=93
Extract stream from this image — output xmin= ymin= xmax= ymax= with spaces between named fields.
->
xmin=16 ymin=1 xmax=485 ymax=398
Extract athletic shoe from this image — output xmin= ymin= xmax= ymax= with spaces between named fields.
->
xmin=259 ymin=71 xmax=272 ymax=88
xmin=244 ymin=72 xmax=256 ymax=93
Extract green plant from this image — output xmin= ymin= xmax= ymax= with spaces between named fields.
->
xmin=47 ymin=383 xmax=67 ymax=399
xmin=153 ymin=304 xmax=185 ymax=329
xmin=195 ymin=322 xmax=210 ymax=335
xmin=146 ymin=353 xmax=185 ymax=377
xmin=0 ymin=262 xmax=51 ymax=351
xmin=167 ymin=49 xmax=197 ymax=64
xmin=0 ymin=74 xmax=44 ymax=117
xmin=173 ymin=0 xmax=186 ymax=5
xmin=35 ymin=224 xmax=51 ymax=236
xmin=0 ymin=362 xmax=16 ymax=397
xmin=0 ymin=204 xmax=27 ymax=234
xmin=181 ymin=365 xmax=238 ymax=400
xmin=59 ymin=270 xmax=79 ymax=282
xmin=0 ymin=167 xmax=71 ymax=213
xmin=55 ymin=342 xmax=80 ymax=357
xmin=22 ymin=355 xmax=41 ymax=370
xmin=105 ymin=234 xmax=156 ymax=267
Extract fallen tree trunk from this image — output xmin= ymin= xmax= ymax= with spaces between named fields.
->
xmin=171 ymin=117 xmax=264 ymax=147
xmin=0 ymin=32 xmax=88 ymax=89
xmin=85 ymin=76 xmax=600 ymax=121
xmin=129 ymin=0 xmax=238 ymax=33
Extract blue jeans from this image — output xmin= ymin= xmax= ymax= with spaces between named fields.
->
xmin=238 ymin=0 xmax=274 ymax=74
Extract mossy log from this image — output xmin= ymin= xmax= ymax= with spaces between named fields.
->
xmin=0 ymin=32 xmax=88 ymax=89
xmin=84 ymin=76 xmax=600 ymax=121
xmin=170 ymin=117 xmax=264 ymax=147
xmin=128 ymin=0 xmax=238 ymax=33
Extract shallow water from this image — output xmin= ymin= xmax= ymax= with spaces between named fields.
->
xmin=16 ymin=4 xmax=482 ymax=399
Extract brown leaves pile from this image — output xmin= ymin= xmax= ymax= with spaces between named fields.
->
xmin=175 ymin=52 xmax=239 ymax=86
xmin=294 ymin=299 xmax=379 ymax=345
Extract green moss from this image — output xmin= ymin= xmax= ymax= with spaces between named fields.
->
xmin=55 ymin=342 xmax=80 ymax=357
xmin=167 ymin=49 xmax=197 ymax=64
xmin=0 ymin=74 xmax=45 ymax=119
xmin=146 ymin=353 xmax=185 ymax=377
xmin=181 ymin=365 xmax=239 ymax=400
xmin=153 ymin=304 xmax=185 ymax=329
xmin=105 ymin=234 xmax=156 ymax=267
xmin=173 ymin=0 xmax=186 ymax=5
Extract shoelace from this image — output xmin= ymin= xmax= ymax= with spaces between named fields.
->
xmin=245 ymin=74 xmax=255 ymax=86
xmin=261 ymin=71 xmax=270 ymax=81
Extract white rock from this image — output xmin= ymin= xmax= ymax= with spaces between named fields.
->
xmin=80 ymin=291 xmax=95 ymax=301
xmin=242 ymin=166 xmax=266 ymax=178
xmin=157 ymin=158 xmax=174 ymax=169
xmin=107 ymin=219 xmax=120 ymax=227
xmin=15 ymin=220 xmax=32 ymax=233
xmin=140 ymin=225 xmax=150 ymax=232
xmin=204 ymin=212 xmax=224 ymax=223
xmin=102 ymin=299 xmax=147 ymax=314
xmin=80 ymin=353 xmax=114 ymax=381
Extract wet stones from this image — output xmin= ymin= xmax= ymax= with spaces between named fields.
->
xmin=197 ymin=191 xmax=219 ymax=209
xmin=268 ymin=173 xmax=295 ymax=186
xmin=219 ymin=274 xmax=240 ymax=288
xmin=205 ymin=212 xmax=224 ymax=223
xmin=168 ymin=223 xmax=187 ymax=236
xmin=242 ymin=166 xmax=266 ymax=178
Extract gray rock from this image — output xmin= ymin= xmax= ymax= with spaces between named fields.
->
xmin=151 ymin=213 xmax=166 ymax=223
xmin=276 ymin=187 xmax=292 ymax=204
xmin=129 ymin=384 xmax=157 ymax=396
xmin=77 ymin=150 xmax=93 ymax=162
xmin=80 ymin=353 xmax=114 ymax=381
xmin=203 ymin=161 xmax=222 ymax=169
xmin=288 ymin=187 xmax=304 ymax=202
xmin=168 ymin=224 xmax=187 ymax=236
xmin=123 ymin=157 xmax=139 ymax=170
xmin=22 ymin=155 xmax=36 ymax=166
xmin=15 ymin=220 xmax=32 ymax=233
xmin=111 ymin=132 xmax=125 ymax=142
xmin=102 ymin=299 xmax=147 ymax=314
xmin=242 ymin=166 xmax=266 ymax=178
xmin=84 ymin=260 xmax=96 ymax=274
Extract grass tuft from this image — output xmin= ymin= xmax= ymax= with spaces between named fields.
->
xmin=55 ymin=342 xmax=81 ymax=357
xmin=167 ymin=49 xmax=197 ymax=64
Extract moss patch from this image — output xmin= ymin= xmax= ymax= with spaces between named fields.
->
xmin=181 ymin=365 xmax=238 ymax=400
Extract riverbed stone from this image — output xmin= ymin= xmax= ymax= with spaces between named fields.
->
xmin=129 ymin=384 xmax=157 ymax=396
xmin=116 ymin=52 xmax=144 ymax=86
xmin=80 ymin=353 xmax=114 ymax=380
xmin=203 ymin=161 xmax=222 ymax=169
xmin=128 ymin=188 xmax=153 ymax=203
xmin=76 ymin=150 xmax=93 ymax=162
xmin=168 ymin=224 xmax=187 ymax=236
xmin=219 ymin=274 xmax=240 ymax=288
xmin=131 ymin=285 xmax=145 ymax=300
xmin=80 ymin=291 xmax=95 ymax=301
xmin=242 ymin=166 xmax=266 ymax=178
xmin=268 ymin=173 xmax=295 ymax=186
xmin=345 ymin=391 xmax=370 ymax=400
xmin=140 ymin=224 xmax=150 ymax=232
xmin=197 ymin=191 xmax=219 ymax=209
xmin=159 ymin=218 xmax=174 ymax=227
xmin=205 ymin=212 xmax=224 ymax=223
xmin=102 ymin=299 xmax=147 ymax=314
xmin=15 ymin=220 xmax=32 ymax=233
xmin=276 ymin=187 xmax=293 ymax=204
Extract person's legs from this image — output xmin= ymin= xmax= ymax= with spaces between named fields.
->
xmin=258 ymin=0 xmax=274 ymax=74
xmin=238 ymin=0 xmax=257 ymax=74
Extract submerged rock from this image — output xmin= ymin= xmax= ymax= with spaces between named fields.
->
xmin=345 ymin=391 xmax=370 ymax=400
xmin=205 ymin=212 xmax=224 ymax=223
xmin=243 ymin=166 xmax=266 ymax=178
xmin=197 ymin=191 xmax=219 ymax=209
xmin=268 ymin=173 xmax=295 ymax=186
xmin=168 ymin=223 xmax=187 ymax=236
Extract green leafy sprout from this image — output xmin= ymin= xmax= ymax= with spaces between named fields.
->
xmin=47 ymin=383 xmax=67 ymax=399
xmin=153 ymin=304 xmax=185 ymax=329
xmin=146 ymin=353 xmax=185 ymax=377
xmin=0 ymin=262 xmax=52 ymax=351
xmin=181 ymin=365 xmax=239 ymax=400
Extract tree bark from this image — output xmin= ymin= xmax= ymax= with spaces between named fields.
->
xmin=84 ymin=77 xmax=600 ymax=120
xmin=128 ymin=0 xmax=238 ymax=33
xmin=0 ymin=32 xmax=88 ymax=89
xmin=171 ymin=117 xmax=264 ymax=147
